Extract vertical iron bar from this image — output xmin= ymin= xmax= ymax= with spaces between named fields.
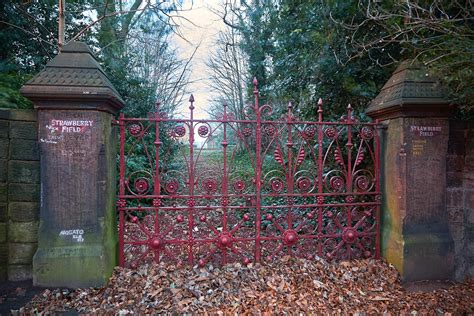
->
xmin=222 ymin=103 xmax=229 ymax=265
xmin=346 ymin=104 xmax=353 ymax=259
xmin=188 ymin=95 xmax=195 ymax=265
xmin=346 ymin=105 xmax=353 ymax=193
xmin=118 ymin=113 xmax=126 ymax=267
xmin=317 ymin=99 xmax=323 ymax=257
xmin=153 ymin=103 xmax=162 ymax=263
xmin=254 ymin=78 xmax=262 ymax=262
xmin=375 ymin=119 xmax=381 ymax=258
xmin=286 ymin=103 xmax=294 ymax=242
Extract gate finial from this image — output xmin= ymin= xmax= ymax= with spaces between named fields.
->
xmin=189 ymin=94 xmax=195 ymax=111
xmin=252 ymin=77 xmax=258 ymax=87
xmin=317 ymin=98 xmax=323 ymax=122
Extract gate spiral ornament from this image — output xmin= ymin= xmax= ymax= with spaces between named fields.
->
xmin=241 ymin=127 xmax=252 ymax=137
xmin=302 ymin=125 xmax=316 ymax=139
xmin=270 ymin=177 xmax=284 ymax=193
xmin=128 ymin=122 xmax=144 ymax=137
xmin=126 ymin=171 xmax=153 ymax=196
xmin=174 ymin=125 xmax=186 ymax=137
xmin=264 ymin=124 xmax=277 ymax=137
xmin=134 ymin=177 xmax=150 ymax=195
xmin=201 ymin=177 xmax=218 ymax=194
xmin=329 ymin=176 xmax=345 ymax=192
xmin=165 ymin=179 xmax=179 ymax=194
xmin=324 ymin=126 xmax=338 ymax=139
xmin=232 ymin=178 xmax=246 ymax=194
xmin=117 ymin=80 xmax=381 ymax=268
xmin=197 ymin=124 xmax=211 ymax=138
xmin=360 ymin=126 xmax=375 ymax=140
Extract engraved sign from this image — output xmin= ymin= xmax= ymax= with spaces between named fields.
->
xmin=410 ymin=125 xmax=442 ymax=137
xmin=412 ymin=139 xmax=426 ymax=156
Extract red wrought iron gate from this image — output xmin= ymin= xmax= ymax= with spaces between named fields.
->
xmin=117 ymin=80 xmax=381 ymax=268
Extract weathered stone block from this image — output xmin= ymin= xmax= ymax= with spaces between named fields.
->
xmin=0 ymin=120 xmax=8 ymax=138
xmin=447 ymin=141 xmax=465 ymax=156
xmin=448 ymin=222 xmax=464 ymax=242
xmin=0 ymin=266 xmax=6 ymax=281
xmin=0 ymin=203 xmax=7 ymax=222
xmin=0 ymin=138 xmax=8 ymax=159
xmin=9 ymin=121 xmax=37 ymax=140
xmin=446 ymin=155 xmax=465 ymax=172
xmin=447 ymin=171 xmax=463 ymax=188
xmin=9 ymin=139 xmax=39 ymax=161
xmin=9 ymin=243 xmax=37 ymax=265
xmin=468 ymin=264 xmax=474 ymax=278
xmin=454 ymin=261 xmax=466 ymax=282
xmin=447 ymin=208 xmax=464 ymax=224
xmin=467 ymin=207 xmax=474 ymax=224
xmin=8 ymin=183 xmax=39 ymax=202
xmin=0 ymin=223 xmax=6 ymax=243
xmin=0 ymin=184 xmax=7 ymax=202
xmin=8 ymin=264 xmax=32 ymax=281
xmin=0 ymin=243 xmax=7 ymax=265
xmin=8 ymin=202 xmax=39 ymax=222
xmin=8 ymin=160 xmax=40 ymax=184
xmin=0 ymin=109 xmax=37 ymax=122
xmin=466 ymin=239 xmax=474 ymax=256
xmin=464 ymin=156 xmax=474 ymax=172
xmin=403 ymin=230 xmax=454 ymax=281
xmin=465 ymin=190 xmax=474 ymax=210
xmin=8 ymin=221 xmax=39 ymax=242
xmin=0 ymin=159 xmax=6 ymax=182
xmin=446 ymin=188 xmax=463 ymax=208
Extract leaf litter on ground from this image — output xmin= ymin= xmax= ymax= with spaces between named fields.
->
xmin=20 ymin=256 xmax=473 ymax=314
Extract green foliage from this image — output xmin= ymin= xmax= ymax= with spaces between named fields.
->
xmin=0 ymin=1 xmax=185 ymax=117
xmin=230 ymin=0 xmax=472 ymax=119
xmin=0 ymin=0 xmax=90 ymax=109
xmin=351 ymin=1 xmax=474 ymax=116
xmin=0 ymin=72 xmax=32 ymax=109
xmin=233 ymin=1 xmax=401 ymax=119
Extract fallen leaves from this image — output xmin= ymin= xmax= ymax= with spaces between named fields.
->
xmin=20 ymin=257 xmax=474 ymax=314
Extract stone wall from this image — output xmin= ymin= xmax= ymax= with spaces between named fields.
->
xmin=446 ymin=120 xmax=474 ymax=281
xmin=0 ymin=108 xmax=39 ymax=281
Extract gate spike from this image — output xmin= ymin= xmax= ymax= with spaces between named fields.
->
xmin=317 ymin=98 xmax=323 ymax=113
xmin=252 ymin=77 xmax=258 ymax=87
xmin=317 ymin=98 xmax=323 ymax=122
xmin=189 ymin=94 xmax=195 ymax=103
xmin=288 ymin=102 xmax=293 ymax=110
xmin=346 ymin=103 xmax=353 ymax=123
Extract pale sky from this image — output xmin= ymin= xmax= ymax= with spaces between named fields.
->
xmin=173 ymin=0 xmax=226 ymax=119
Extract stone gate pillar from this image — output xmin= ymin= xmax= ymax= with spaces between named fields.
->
xmin=367 ymin=61 xmax=456 ymax=282
xmin=20 ymin=41 xmax=124 ymax=287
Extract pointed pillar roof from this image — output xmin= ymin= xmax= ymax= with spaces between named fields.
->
xmin=367 ymin=60 xmax=455 ymax=120
xmin=20 ymin=41 xmax=124 ymax=114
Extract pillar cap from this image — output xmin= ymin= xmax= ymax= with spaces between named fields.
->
xmin=20 ymin=41 xmax=125 ymax=114
xmin=367 ymin=60 xmax=455 ymax=120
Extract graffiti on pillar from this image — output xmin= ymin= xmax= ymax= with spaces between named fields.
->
xmin=59 ymin=229 xmax=85 ymax=242
xmin=41 ymin=119 xmax=94 ymax=144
